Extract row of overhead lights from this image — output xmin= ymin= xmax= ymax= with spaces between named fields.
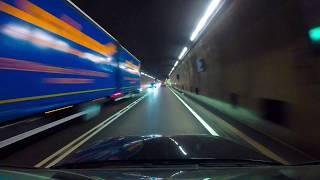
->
xmin=168 ymin=0 xmax=223 ymax=76
xmin=141 ymin=72 xmax=156 ymax=80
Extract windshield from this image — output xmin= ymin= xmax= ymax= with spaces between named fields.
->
xmin=1 ymin=0 xmax=320 ymax=178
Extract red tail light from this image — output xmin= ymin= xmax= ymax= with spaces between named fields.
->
xmin=111 ymin=92 xmax=122 ymax=99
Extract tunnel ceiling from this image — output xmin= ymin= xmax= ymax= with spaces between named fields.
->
xmin=72 ymin=0 xmax=210 ymax=79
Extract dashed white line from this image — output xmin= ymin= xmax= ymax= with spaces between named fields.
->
xmin=0 ymin=112 xmax=86 ymax=149
xmin=35 ymin=94 xmax=147 ymax=168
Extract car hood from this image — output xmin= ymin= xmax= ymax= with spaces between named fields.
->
xmin=57 ymin=135 xmax=274 ymax=167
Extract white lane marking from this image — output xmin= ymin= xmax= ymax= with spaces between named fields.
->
xmin=169 ymin=88 xmax=291 ymax=164
xmin=0 ymin=117 xmax=40 ymax=129
xmin=169 ymin=88 xmax=219 ymax=136
xmin=0 ymin=112 xmax=86 ymax=149
xmin=35 ymin=94 xmax=147 ymax=168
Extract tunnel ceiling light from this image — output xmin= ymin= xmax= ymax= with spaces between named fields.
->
xmin=190 ymin=0 xmax=222 ymax=42
xmin=169 ymin=69 xmax=173 ymax=76
xmin=178 ymin=47 xmax=188 ymax=60
xmin=141 ymin=71 xmax=156 ymax=80
xmin=174 ymin=61 xmax=179 ymax=67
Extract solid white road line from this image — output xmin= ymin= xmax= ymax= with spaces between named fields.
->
xmin=35 ymin=94 xmax=147 ymax=168
xmin=169 ymin=88 xmax=291 ymax=165
xmin=169 ymin=88 xmax=219 ymax=136
xmin=0 ymin=111 xmax=86 ymax=149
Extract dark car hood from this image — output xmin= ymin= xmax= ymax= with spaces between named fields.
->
xmin=57 ymin=135 xmax=274 ymax=167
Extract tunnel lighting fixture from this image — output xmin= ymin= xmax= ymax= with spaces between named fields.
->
xmin=178 ymin=47 xmax=188 ymax=60
xmin=174 ymin=61 xmax=179 ymax=67
xmin=190 ymin=0 xmax=222 ymax=42
xmin=169 ymin=0 xmax=223 ymax=77
xmin=141 ymin=71 xmax=156 ymax=80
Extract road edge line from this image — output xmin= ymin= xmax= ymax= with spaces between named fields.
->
xmin=170 ymin=87 xmax=290 ymax=165
xmin=169 ymin=88 xmax=219 ymax=136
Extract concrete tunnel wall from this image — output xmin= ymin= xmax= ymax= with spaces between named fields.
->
xmin=170 ymin=0 xmax=320 ymax=153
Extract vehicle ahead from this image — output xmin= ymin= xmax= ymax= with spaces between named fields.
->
xmin=149 ymin=82 xmax=156 ymax=88
xmin=1 ymin=135 xmax=319 ymax=179
xmin=0 ymin=0 xmax=140 ymax=123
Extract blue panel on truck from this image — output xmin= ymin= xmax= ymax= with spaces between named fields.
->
xmin=117 ymin=48 xmax=141 ymax=94
xmin=0 ymin=0 xmax=141 ymax=122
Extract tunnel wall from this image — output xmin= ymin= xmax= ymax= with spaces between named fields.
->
xmin=170 ymin=0 xmax=320 ymax=153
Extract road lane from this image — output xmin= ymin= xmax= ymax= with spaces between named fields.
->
xmin=1 ymin=86 xmax=312 ymax=167
xmin=1 ymin=87 xmax=212 ymax=167
xmin=0 ymin=95 xmax=143 ymax=167
xmin=84 ymin=87 xmax=210 ymax=144
xmin=32 ymin=87 xmax=215 ymax=167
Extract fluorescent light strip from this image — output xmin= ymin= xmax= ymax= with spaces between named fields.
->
xmin=178 ymin=47 xmax=188 ymax=60
xmin=169 ymin=0 xmax=222 ymax=77
xmin=190 ymin=0 xmax=222 ymax=41
xmin=174 ymin=61 xmax=179 ymax=67
xmin=141 ymin=72 xmax=156 ymax=80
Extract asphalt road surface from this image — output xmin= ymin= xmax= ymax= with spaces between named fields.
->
xmin=0 ymin=87 xmax=212 ymax=167
xmin=0 ymin=87 xmax=314 ymax=167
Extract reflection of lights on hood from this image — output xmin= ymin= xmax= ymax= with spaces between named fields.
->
xmin=170 ymin=171 xmax=184 ymax=178
xmin=179 ymin=146 xmax=187 ymax=155
xmin=143 ymin=134 xmax=162 ymax=138
xmin=170 ymin=138 xmax=179 ymax=146
xmin=169 ymin=138 xmax=187 ymax=155
xmin=123 ymin=140 xmax=143 ymax=148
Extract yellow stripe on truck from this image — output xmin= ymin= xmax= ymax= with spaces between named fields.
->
xmin=0 ymin=1 xmax=116 ymax=56
xmin=0 ymin=88 xmax=115 ymax=105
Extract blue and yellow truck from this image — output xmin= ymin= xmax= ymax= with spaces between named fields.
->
xmin=0 ymin=0 xmax=141 ymax=122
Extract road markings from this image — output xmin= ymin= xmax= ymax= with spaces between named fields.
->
xmin=169 ymin=88 xmax=219 ymax=136
xmin=0 ymin=112 xmax=86 ymax=149
xmin=170 ymin=88 xmax=290 ymax=165
xmin=35 ymin=94 xmax=147 ymax=168
xmin=0 ymin=117 xmax=40 ymax=129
